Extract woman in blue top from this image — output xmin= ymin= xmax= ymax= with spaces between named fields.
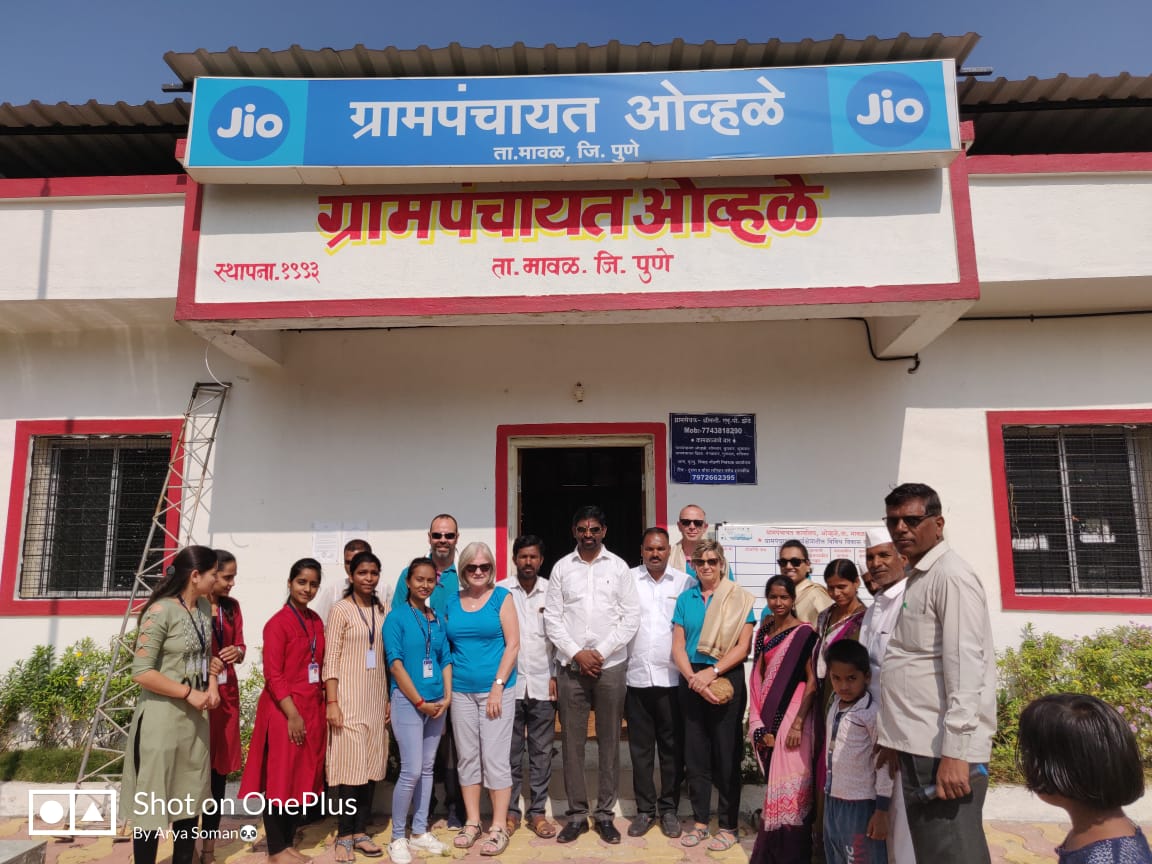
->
xmin=383 ymin=557 xmax=452 ymax=864
xmin=671 ymin=539 xmax=756 ymax=853
xmin=444 ymin=541 xmax=521 ymax=857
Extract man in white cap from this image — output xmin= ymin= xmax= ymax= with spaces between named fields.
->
xmin=859 ymin=526 xmax=912 ymax=864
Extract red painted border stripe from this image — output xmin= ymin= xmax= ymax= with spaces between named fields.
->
xmin=0 ymin=175 xmax=187 ymax=199
xmin=967 ymin=153 xmax=1152 ymax=175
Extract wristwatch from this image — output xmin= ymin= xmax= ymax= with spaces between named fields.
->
xmin=494 ymin=677 xmax=505 ymax=687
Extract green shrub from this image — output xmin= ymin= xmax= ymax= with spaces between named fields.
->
xmin=0 ymin=638 xmax=134 ymax=749
xmin=993 ymin=623 xmax=1152 ymax=782
xmin=0 ymin=747 xmax=118 ymax=782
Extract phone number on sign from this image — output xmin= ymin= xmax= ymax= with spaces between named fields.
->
xmin=213 ymin=262 xmax=320 ymax=282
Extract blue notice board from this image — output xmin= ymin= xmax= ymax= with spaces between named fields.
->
xmin=669 ymin=414 xmax=757 ymax=485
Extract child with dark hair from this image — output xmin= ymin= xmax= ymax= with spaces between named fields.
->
xmin=1018 ymin=693 xmax=1151 ymax=863
xmin=822 ymin=639 xmax=890 ymax=864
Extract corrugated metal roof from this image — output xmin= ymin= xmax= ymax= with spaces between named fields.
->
xmin=162 ymin=33 xmax=980 ymax=87
xmin=960 ymin=74 xmax=1152 ymax=154
xmin=0 ymin=100 xmax=189 ymax=178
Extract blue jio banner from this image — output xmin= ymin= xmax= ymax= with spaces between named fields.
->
xmin=185 ymin=61 xmax=957 ymax=170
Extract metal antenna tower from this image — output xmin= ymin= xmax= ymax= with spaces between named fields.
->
xmin=75 ymin=382 xmax=230 ymax=785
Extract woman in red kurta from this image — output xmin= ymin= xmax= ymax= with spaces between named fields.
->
xmin=202 ymin=550 xmax=247 ymax=864
xmin=240 ymin=558 xmax=326 ymax=864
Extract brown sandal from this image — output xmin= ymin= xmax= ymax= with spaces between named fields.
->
xmin=529 ymin=815 xmax=557 ymax=839
xmin=707 ymin=829 xmax=739 ymax=852
xmin=453 ymin=823 xmax=482 ymax=849
xmin=479 ymin=828 xmax=509 ymax=857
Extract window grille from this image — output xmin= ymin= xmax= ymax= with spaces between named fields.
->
xmin=1003 ymin=425 xmax=1152 ymax=596
xmin=18 ymin=435 xmax=171 ymax=599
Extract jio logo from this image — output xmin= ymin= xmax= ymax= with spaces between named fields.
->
xmin=846 ymin=72 xmax=931 ymax=147
xmin=208 ymin=86 xmax=290 ymax=161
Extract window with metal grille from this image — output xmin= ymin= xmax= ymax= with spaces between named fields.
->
xmin=18 ymin=435 xmax=171 ymax=599
xmin=1003 ymin=425 xmax=1152 ymax=596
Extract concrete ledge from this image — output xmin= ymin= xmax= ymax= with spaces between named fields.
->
xmin=0 ymin=840 xmax=46 ymax=864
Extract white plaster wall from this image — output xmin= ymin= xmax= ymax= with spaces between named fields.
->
xmin=969 ymin=174 xmax=1152 ymax=283
xmin=0 ymin=196 xmax=184 ymax=301
xmin=1 ymin=314 xmax=1150 ymax=670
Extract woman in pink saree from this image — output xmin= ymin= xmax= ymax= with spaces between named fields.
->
xmin=749 ymin=575 xmax=819 ymax=864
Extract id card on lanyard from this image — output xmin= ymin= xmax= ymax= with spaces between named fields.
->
xmin=179 ymin=596 xmax=209 ymax=687
xmin=354 ymin=602 xmax=377 ymax=670
xmin=288 ymin=603 xmax=320 ymax=684
xmin=410 ymin=606 xmax=436 ymax=679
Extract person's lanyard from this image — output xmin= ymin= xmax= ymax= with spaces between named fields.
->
xmin=408 ymin=604 xmax=434 ymax=658
xmin=287 ymin=602 xmax=318 ymax=664
xmin=354 ymin=601 xmax=377 ymax=650
xmin=211 ymin=603 xmax=227 ymax=652
xmin=179 ymin=596 xmax=208 ymax=658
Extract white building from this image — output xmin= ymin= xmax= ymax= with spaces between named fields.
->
xmin=1 ymin=34 xmax=1150 ymax=670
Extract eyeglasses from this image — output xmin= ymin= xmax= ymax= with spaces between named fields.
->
xmin=883 ymin=514 xmax=936 ymax=530
xmin=692 ymin=557 xmax=721 ymax=567
xmin=575 ymin=526 xmax=604 ymax=535
xmin=679 ymin=518 xmax=705 ymax=528
xmin=430 ymin=532 xmax=457 ymax=540
xmin=777 ymin=557 xmax=807 ymax=568
xmin=464 ymin=563 xmax=492 ymax=574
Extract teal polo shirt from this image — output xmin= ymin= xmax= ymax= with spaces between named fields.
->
xmin=672 ymin=582 xmax=756 ymax=665
xmin=394 ymin=562 xmax=458 ymax=615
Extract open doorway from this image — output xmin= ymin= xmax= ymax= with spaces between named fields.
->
xmin=520 ymin=446 xmax=644 ymax=568
xmin=495 ymin=423 xmax=667 ymax=576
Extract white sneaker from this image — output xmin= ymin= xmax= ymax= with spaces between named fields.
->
xmin=408 ymin=832 xmax=447 ymax=855
xmin=387 ymin=838 xmax=412 ymax=864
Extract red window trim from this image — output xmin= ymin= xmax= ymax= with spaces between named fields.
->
xmin=987 ymin=409 xmax=1152 ymax=613
xmin=1 ymin=418 xmax=185 ymax=617
xmin=494 ymin=422 xmax=668 ymax=575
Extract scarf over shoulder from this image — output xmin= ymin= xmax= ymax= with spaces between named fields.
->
xmin=697 ymin=577 xmax=756 ymax=660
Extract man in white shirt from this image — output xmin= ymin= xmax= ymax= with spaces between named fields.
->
xmin=858 ymin=527 xmax=913 ymax=864
xmin=876 ymin=483 xmax=996 ymax=864
xmin=544 ymin=506 xmax=640 ymax=845
xmin=625 ymin=527 xmax=692 ymax=840
xmin=310 ymin=538 xmax=373 ymax=624
xmin=506 ymin=534 xmax=558 ymax=840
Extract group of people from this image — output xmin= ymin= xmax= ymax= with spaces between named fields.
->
xmin=119 ymin=484 xmax=1150 ymax=864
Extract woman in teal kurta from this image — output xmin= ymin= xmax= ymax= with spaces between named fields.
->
xmin=120 ymin=546 xmax=220 ymax=864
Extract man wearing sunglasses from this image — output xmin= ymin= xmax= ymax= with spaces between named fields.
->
xmin=544 ymin=506 xmax=640 ymax=845
xmin=394 ymin=514 xmax=463 ymax=828
xmin=875 ymin=483 xmax=996 ymax=864
xmin=669 ymin=505 xmax=708 ymax=573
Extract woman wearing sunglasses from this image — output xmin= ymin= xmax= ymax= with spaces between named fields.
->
xmin=775 ymin=540 xmax=833 ymax=626
xmin=444 ymin=542 xmax=521 ymax=857
xmin=671 ymin=539 xmax=756 ymax=852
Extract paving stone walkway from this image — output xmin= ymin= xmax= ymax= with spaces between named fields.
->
xmin=7 ymin=811 xmax=1150 ymax=864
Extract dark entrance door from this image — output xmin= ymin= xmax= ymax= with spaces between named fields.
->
xmin=518 ymin=446 xmax=645 ymax=571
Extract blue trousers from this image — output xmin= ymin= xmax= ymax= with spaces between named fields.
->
xmin=824 ymin=796 xmax=887 ymax=864
xmin=390 ymin=691 xmax=446 ymax=842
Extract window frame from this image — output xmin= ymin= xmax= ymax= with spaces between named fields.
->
xmin=2 ymin=419 xmax=184 ymax=616
xmin=987 ymin=409 xmax=1152 ymax=613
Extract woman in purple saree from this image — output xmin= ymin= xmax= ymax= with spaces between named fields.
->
xmin=748 ymin=575 xmax=819 ymax=864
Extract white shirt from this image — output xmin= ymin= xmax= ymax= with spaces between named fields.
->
xmin=825 ymin=692 xmax=893 ymax=803
xmin=509 ymin=576 xmax=556 ymax=700
xmin=859 ymin=577 xmax=908 ymax=694
xmin=544 ymin=546 xmax=640 ymax=670
xmin=626 ymin=564 xmax=693 ymax=688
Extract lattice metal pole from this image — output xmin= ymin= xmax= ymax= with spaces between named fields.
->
xmin=76 ymin=382 xmax=230 ymax=785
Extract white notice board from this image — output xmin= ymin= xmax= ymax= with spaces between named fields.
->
xmin=717 ymin=523 xmax=874 ymax=619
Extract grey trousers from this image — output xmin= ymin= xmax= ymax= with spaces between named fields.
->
xmin=899 ymin=752 xmax=990 ymax=864
xmin=509 ymin=696 xmax=557 ymax=819
xmin=557 ymin=662 xmax=627 ymax=822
